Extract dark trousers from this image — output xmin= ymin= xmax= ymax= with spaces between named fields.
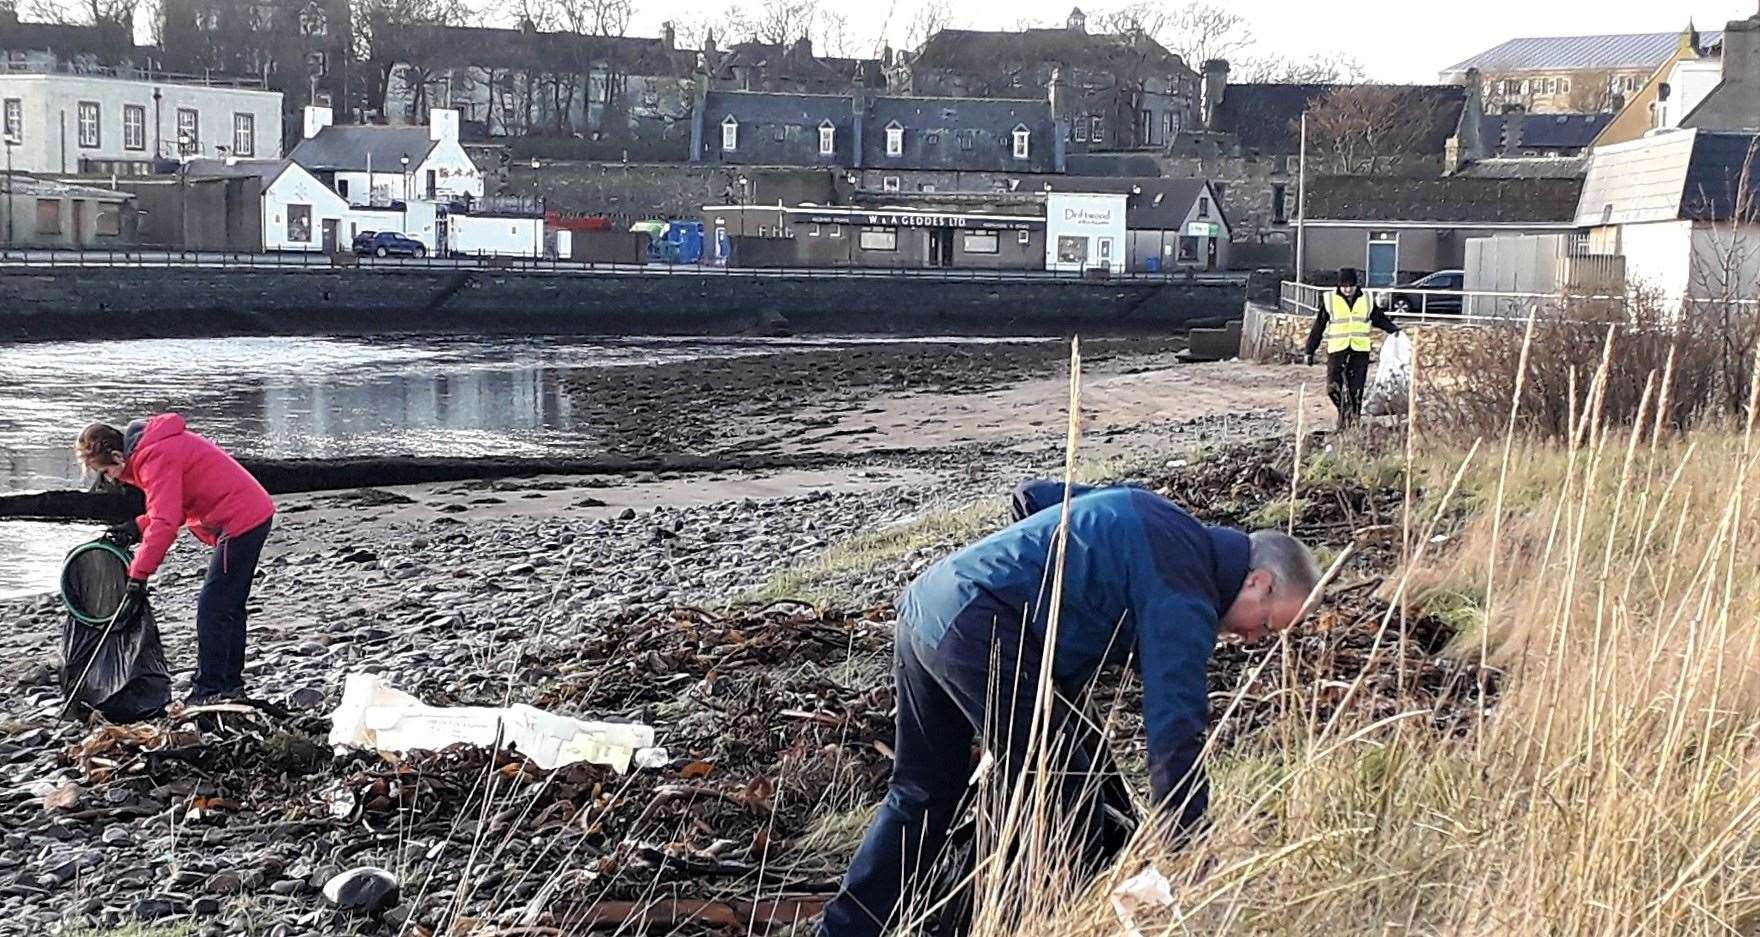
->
xmin=821 ymin=617 xmax=1129 ymax=937
xmin=1326 ymin=349 xmax=1372 ymax=427
xmin=193 ymin=518 xmax=271 ymax=698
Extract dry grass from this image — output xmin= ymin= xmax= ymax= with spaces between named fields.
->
xmin=939 ymin=341 xmax=1760 ymax=935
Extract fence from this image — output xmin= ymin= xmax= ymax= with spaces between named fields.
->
xmin=0 ymin=248 xmax=1247 ymax=283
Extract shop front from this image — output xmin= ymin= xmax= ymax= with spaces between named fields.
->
xmin=1044 ymin=192 xmax=1129 ymax=274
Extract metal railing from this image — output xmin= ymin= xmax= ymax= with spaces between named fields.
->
xmin=0 ymin=61 xmax=267 ymax=89
xmin=0 ymin=248 xmax=1248 ymax=283
xmin=1279 ymin=280 xmax=1760 ymax=326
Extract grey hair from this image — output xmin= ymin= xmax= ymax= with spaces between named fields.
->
xmin=1248 ymin=530 xmax=1323 ymax=601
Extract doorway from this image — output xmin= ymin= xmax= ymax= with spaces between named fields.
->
xmin=321 ymin=219 xmax=338 ymax=253
xmin=1366 ymin=231 xmax=1399 ymax=287
xmin=927 ymin=229 xmax=954 ymax=267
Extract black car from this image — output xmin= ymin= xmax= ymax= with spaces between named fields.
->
xmin=1379 ymin=269 xmax=1464 ymax=314
xmin=353 ymin=231 xmax=427 ymax=258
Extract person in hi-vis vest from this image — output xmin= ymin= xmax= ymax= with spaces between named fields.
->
xmin=1303 ymin=267 xmax=1401 ymax=427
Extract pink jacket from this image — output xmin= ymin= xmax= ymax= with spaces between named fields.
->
xmin=118 ymin=414 xmax=275 ymax=579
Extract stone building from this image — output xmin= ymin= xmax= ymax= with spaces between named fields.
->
xmin=377 ymin=21 xmax=697 ymax=161
xmin=704 ymin=36 xmax=885 ymax=95
xmin=1 ymin=7 xmax=140 ymax=73
xmin=691 ymin=90 xmax=1062 ymax=175
xmin=157 ymin=0 xmax=354 ymax=146
xmin=890 ymin=8 xmax=1199 ymax=152
xmin=1440 ymin=28 xmax=1722 ymax=115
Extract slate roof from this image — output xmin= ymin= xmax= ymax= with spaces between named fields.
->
xmin=1065 ymin=152 xmax=1165 ymax=176
xmin=1 ymin=173 xmax=132 ymax=200
xmin=0 ymin=18 xmax=134 ymax=59
xmin=180 ymin=157 xmax=297 ymax=184
xmin=288 ymin=126 xmax=438 ymax=172
xmin=1481 ymin=112 xmax=1612 ymax=153
xmin=862 ymin=96 xmax=1057 ymax=171
xmin=1442 ymin=31 xmax=1723 ymax=75
xmin=913 ymin=27 xmax=1189 ymax=76
xmin=714 ymin=41 xmax=884 ymax=91
xmin=1456 ymin=155 xmax=1589 ymax=179
xmin=1050 ymin=176 xmax=1220 ymax=230
xmin=1574 ymin=129 xmax=1760 ymax=225
xmin=1306 ymin=175 xmax=1584 ymax=224
xmin=385 ymin=23 xmax=690 ymax=75
xmin=1211 ymin=83 xmax=1467 ymax=155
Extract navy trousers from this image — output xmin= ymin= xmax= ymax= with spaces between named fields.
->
xmin=821 ymin=615 xmax=1130 ymax=937
xmin=192 ymin=519 xmax=271 ymax=698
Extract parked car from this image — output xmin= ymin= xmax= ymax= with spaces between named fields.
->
xmin=1378 ymin=269 xmax=1464 ymax=314
xmin=353 ymin=231 xmax=427 ymax=258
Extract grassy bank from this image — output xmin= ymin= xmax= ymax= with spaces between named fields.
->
xmin=965 ymin=419 xmax=1760 ymax=935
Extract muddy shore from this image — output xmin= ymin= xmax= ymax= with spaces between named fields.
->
xmin=0 ymin=343 xmax=1353 ymax=935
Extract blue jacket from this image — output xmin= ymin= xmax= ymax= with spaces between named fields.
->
xmin=900 ymin=480 xmax=1249 ymax=831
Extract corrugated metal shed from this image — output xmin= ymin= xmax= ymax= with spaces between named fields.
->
xmin=1443 ymin=31 xmax=1723 ymax=75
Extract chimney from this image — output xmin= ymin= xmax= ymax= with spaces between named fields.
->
xmin=1201 ymin=58 xmax=1230 ymax=131
xmin=429 ymin=108 xmax=459 ymax=142
xmin=662 ymin=21 xmax=675 ymax=51
xmin=303 ymin=104 xmax=333 ymax=139
xmin=1499 ymin=105 xmax=1523 ymax=154
xmin=1720 ymin=13 xmax=1760 ymax=92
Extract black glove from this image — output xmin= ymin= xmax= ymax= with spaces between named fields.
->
xmin=116 ymin=577 xmax=149 ymax=622
xmin=105 ymin=519 xmax=141 ymax=548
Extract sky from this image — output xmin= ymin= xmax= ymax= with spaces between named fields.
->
xmin=616 ymin=0 xmax=1760 ymax=84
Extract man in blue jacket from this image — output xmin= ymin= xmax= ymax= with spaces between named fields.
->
xmin=821 ymin=480 xmax=1321 ymax=937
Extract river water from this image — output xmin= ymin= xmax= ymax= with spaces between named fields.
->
xmin=0 ymin=334 xmax=923 ymax=597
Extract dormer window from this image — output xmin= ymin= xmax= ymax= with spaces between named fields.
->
xmin=1012 ymin=124 xmax=1030 ymax=160
xmin=818 ymin=120 xmax=835 ymax=156
xmin=721 ymin=116 xmax=738 ymax=151
xmin=885 ymin=121 xmax=903 ymax=157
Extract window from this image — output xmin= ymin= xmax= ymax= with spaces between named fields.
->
xmin=1074 ymin=116 xmax=1088 ymax=142
xmin=1012 ymin=126 xmax=1030 ymax=160
xmin=1170 ymin=111 xmax=1183 ymax=134
xmin=1198 ymin=196 xmax=1210 ymax=219
xmin=3 ymin=98 xmax=19 ymax=142
xmin=77 ymin=101 xmax=99 ymax=148
xmin=123 ymin=105 xmax=145 ymax=151
xmin=1089 ymin=116 xmax=1102 ymax=143
xmin=809 ymin=223 xmax=821 ymax=237
xmin=720 ymin=116 xmax=737 ymax=151
xmin=233 ymin=113 xmax=255 ymax=156
xmin=859 ymin=228 xmax=896 ymax=251
xmin=1272 ymin=183 xmax=1287 ymax=224
xmin=1017 ymin=230 xmax=1030 ymax=245
xmin=177 ymin=108 xmax=199 ymax=154
xmin=885 ymin=122 xmax=903 ymax=157
xmin=926 ymin=133 xmax=939 ymax=145
xmin=818 ymin=121 xmax=835 ymax=156
xmin=1138 ymin=109 xmax=1153 ymax=144
xmin=829 ymin=225 xmax=841 ymax=238
xmin=1056 ymin=235 xmax=1088 ymax=265
xmin=1178 ymin=236 xmax=1198 ymax=262
xmin=757 ymin=225 xmax=768 ymax=237
xmin=287 ymin=204 xmax=312 ymax=242
xmin=917 ymin=183 xmax=936 ymax=193
xmin=958 ymin=131 xmax=975 ymax=151
xmin=95 ymin=208 xmax=122 ymax=237
xmin=962 ymin=231 xmax=998 ymax=254
xmin=298 ymin=1 xmax=326 ymax=35
xmin=35 ymin=199 xmax=61 ymax=235
xmin=882 ymin=176 xmax=900 ymax=192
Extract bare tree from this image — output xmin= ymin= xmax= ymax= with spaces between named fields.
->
xmin=1686 ymin=140 xmax=1760 ymax=413
xmin=351 ymin=0 xmax=469 ymax=117
xmin=723 ymin=0 xmax=818 ymax=45
xmin=24 ymin=0 xmax=134 ymax=28
xmin=1162 ymin=0 xmax=1252 ymax=68
xmin=1235 ymin=52 xmax=1364 ymax=84
xmin=1092 ymin=1 xmax=1169 ymax=40
xmin=902 ymin=0 xmax=952 ymax=51
xmin=1303 ymin=85 xmax=1446 ymax=174
xmin=815 ymin=6 xmax=855 ymax=58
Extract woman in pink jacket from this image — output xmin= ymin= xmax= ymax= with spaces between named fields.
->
xmin=76 ymin=415 xmax=276 ymax=704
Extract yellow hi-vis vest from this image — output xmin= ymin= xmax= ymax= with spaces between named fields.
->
xmin=1325 ymin=290 xmax=1373 ymax=353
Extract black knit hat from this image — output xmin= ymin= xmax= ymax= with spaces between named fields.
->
xmin=1337 ymin=267 xmax=1359 ymax=287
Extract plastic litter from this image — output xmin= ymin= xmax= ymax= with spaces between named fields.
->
xmin=325 ymin=672 xmax=660 ymax=773
xmin=1364 ymin=331 xmax=1413 ymax=417
xmin=1109 ymin=865 xmax=1176 ymax=936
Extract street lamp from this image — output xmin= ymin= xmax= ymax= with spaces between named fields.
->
xmin=529 ymin=157 xmax=542 ymax=257
xmin=3 ymin=139 xmax=14 ymax=249
xmin=400 ymin=153 xmax=411 ymax=237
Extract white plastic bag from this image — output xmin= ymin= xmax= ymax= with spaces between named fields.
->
xmin=1110 ymin=865 xmax=1175 ymax=936
xmin=1364 ymin=331 xmax=1413 ymax=417
xmin=326 ymin=672 xmax=659 ymax=773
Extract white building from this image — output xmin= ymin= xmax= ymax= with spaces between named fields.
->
xmin=1576 ymin=128 xmax=1760 ymax=307
xmin=1656 ymin=58 xmax=1724 ymax=130
xmin=181 ymin=157 xmax=349 ymax=251
xmin=1044 ymin=192 xmax=1127 ymax=273
xmin=0 ymin=72 xmax=283 ymax=175
xmin=288 ymin=106 xmax=483 ymax=205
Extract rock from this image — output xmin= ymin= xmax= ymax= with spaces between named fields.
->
xmin=321 ymin=866 xmax=399 ymax=915
xmin=100 ymin=826 xmax=131 ymax=846
xmin=205 ymin=870 xmax=246 ymax=894
xmin=192 ymin=896 xmax=222 ymax=916
xmin=269 ymin=878 xmax=303 ymax=896
xmin=134 ymin=897 xmax=179 ymax=921
xmin=287 ymin=687 xmax=327 ymax=711
xmin=617 ymin=508 xmax=637 ymax=520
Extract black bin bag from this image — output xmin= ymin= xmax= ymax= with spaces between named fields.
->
xmin=58 ymin=539 xmax=171 ymax=722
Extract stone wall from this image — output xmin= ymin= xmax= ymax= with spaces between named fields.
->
xmin=488 ymin=161 xmax=836 ymax=224
xmin=0 ymin=267 xmax=1245 ymax=341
